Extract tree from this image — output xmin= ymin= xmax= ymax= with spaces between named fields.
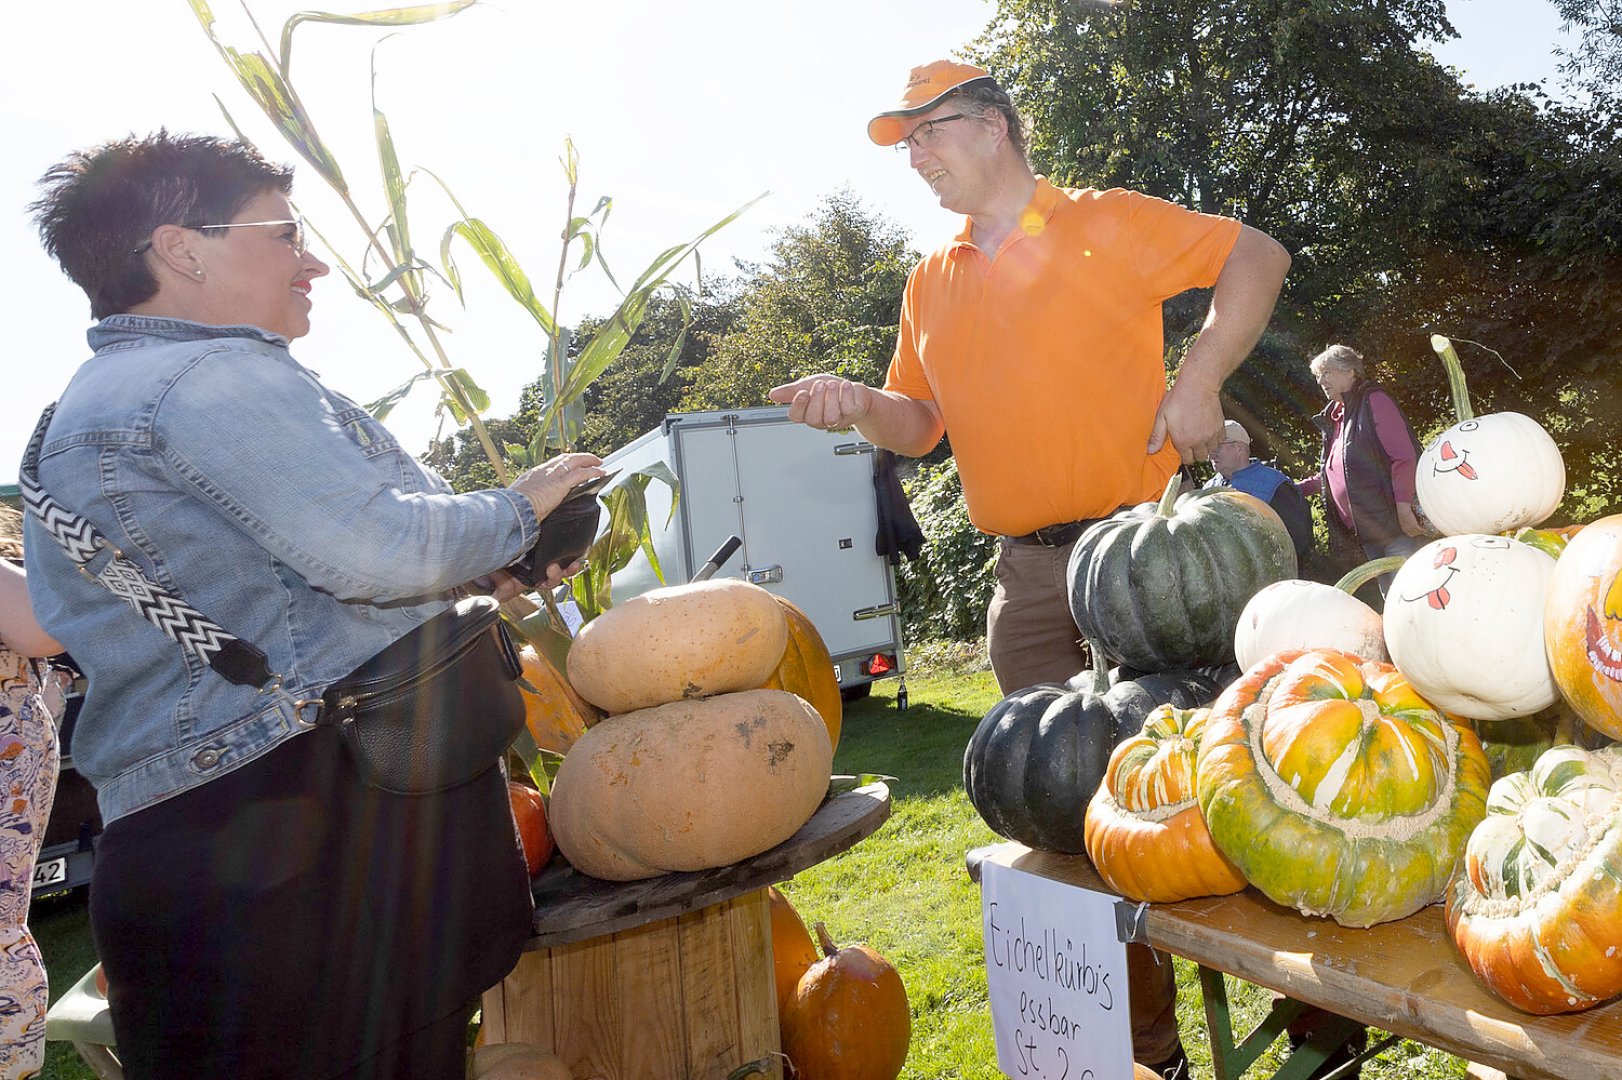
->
xmin=680 ymin=191 xmax=915 ymax=411
xmin=1553 ymin=0 xmax=1622 ymax=112
xmin=573 ymin=290 xmax=742 ymax=455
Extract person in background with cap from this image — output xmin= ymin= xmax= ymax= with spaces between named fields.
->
xmin=1206 ymin=419 xmax=1315 ymax=563
xmin=770 ymin=59 xmax=1291 ymax=1078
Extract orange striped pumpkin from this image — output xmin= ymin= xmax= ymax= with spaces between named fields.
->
xmin=1085 ymin=705 xmax=1246 ymax=902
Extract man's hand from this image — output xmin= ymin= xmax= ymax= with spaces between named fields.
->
xmin=769 ymin=374 xmax=874 ymax=431
xmin=1148 ymin=378 xmax=1225 ymax=464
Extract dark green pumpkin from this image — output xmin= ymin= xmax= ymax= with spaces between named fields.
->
xmin=1067 ymin=475 xmax=1296 ymax=671
xmin=963 ymin=660 xmax=1228 ymax=853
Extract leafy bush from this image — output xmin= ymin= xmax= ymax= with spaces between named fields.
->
xmin=898 ymin=459 xmax=999 ymax=644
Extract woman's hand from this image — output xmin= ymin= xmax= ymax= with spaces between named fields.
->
xmin=509 ymin=453 xmax=605 ymax=522
xmin=1396 ymin=501 xmax=1425 ymax=538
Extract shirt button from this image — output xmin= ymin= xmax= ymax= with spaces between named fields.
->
xmin=193 ymin=747 xmax=223 ymax=770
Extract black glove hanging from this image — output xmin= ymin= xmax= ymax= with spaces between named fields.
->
xmin=873 ymin=449 xmax=924 ymax=565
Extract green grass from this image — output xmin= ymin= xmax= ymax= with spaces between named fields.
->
xmin=36 ymin=664 xmax=1472 ymax=1079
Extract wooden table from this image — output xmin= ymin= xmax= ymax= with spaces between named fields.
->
xmin=481 ymin=782 xmax=891 ymax=1080
xmin=972 ymin=842 xmax=1622 ymax=1080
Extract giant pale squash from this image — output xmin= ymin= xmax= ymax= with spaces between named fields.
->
xmin=1544 ymin=513 xmax=1622 ymax=741
xmin=964 ymin=655 xmax=1227 ymax=853
xmin=548 ymin=689 xmax=832 ymax=881
xmin=567 ymin=578 xmax=789 ymax=714
xmin=1447 ymin=745 xmax=1622 ymax=1014
xmin=1384 ymin=535 xmax=1559 ymax=721
xmin=1085 ymin=705 xmax=1247 ymax=902
xmin=760 ymin=595 xmax=842 ymax=751
xmin=1197 ymin=649 xmax=1491 ymax=927
xmin=1068 ymin=475 xmax=1297 ymax=671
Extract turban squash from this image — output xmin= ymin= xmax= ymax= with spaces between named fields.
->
xmin=1446 ymin=745 xmax=1622 ymax=1014
xmin=1197 ymin=649 xmax=1491 ymax=927
xmin=1085 ymin=704 xmax=1247 ymax=902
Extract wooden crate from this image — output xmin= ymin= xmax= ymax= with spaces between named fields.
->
xmin=481 ymin=888 xmax=780 ymax=1079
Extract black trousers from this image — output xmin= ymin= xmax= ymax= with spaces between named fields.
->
xmin=90 ymin=725 xmax=531 ymax=1080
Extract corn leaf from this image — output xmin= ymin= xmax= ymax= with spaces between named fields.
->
xmin=442 ymin=219 xmax=557 ymax=336
xmin=279 ymin=1 xmax=479 ymax=74
xmin=365 ymin=369 xmax=441 ymax=420
xmin=659 ymin=289 xmax=693 ymax=383
xmin=574 ymin=477 xmax=653 ymax=617
xmin=187 ymin=1 xmax=348 ymax=192
xmin=369 ymin=55 xmax=416 ymax=281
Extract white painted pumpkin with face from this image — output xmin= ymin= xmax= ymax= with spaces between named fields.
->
xmin=1416 ymin=413 xmax=1566 ymax=536
xmin=1384 ymin=534 xmax=1559 ymax=721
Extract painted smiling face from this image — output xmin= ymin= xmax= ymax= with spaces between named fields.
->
xmin=1415 ymin=413 xmax=1565 ymax=536
xmin=1546 ymin=517 xmax=1622 ymax=741
xmin=1385 ymin=534 xmax=1560 ymax=721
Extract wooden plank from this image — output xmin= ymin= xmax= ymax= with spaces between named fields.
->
xmin=527 ymin=783 xmax=890 ymax=947
xmin=678 ymin=900 xmax=746 ymax=1079
xmin=982 ymin=844 xmax=1622 ymax=1080
xmin=550 ymin=935 xmax=621 ymax=1080
xmin=729 ymin=889 xmax=783 ymax=1079
xmin=614 ymin=916 xmax=689 ymax=1077
xmin=487 ymin=949 xmax=556 ymax=1050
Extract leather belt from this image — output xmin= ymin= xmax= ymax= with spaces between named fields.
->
xmin=1004 ymin=519 xmax=1092 ymax=547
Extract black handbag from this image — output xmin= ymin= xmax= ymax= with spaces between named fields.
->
xmin=316 ymin=595 xmax=526 ymax=794
xmin=20 ymin=402 xmax=527 ymax=797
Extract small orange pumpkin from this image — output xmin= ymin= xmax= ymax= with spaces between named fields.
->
xmin=517 ymin=646 xmax=598 ymax=754
xmin=1085 ymin=705 xmax=1247 ymax=903
xmin=781 ymin=922 xmax=910 ymax=1080
xmin=768 ymin=886 xmax=820 ymax=1020
xmin=760 ymin=596 xmax=843 ymax=751
xmin=508 ymin=780 xmax=553 ymax=877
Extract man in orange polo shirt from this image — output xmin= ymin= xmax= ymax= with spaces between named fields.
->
xmin=771 ymin=60 xmax=1291 ymax=1078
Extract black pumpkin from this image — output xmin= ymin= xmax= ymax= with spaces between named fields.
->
xmin=1067 ymin=475 xmax=1296 ymax=671
xmin=964 ymin=662 xmax=1229 ymax=853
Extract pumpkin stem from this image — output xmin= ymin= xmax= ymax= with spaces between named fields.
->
xmin=1334 ymin=556 xmax=1409 ymax=595
xmin=1155 ymin=472 xmax=1183 ymax=518
xmin=1079 ymin=639 xmax=1113 ymax=695
xmin=726 ymin=1055 xmax=786 ymax=1079
xmin=812 ymin=921 xmax=838 ymax=959
xmin=1430 ymin=334 xmax=1474 ymax=424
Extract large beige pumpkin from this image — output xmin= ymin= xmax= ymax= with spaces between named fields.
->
xmin=549 ymin=689 xmax=832 ymax=880
xmin=567 ymin=578 xmax=790 ymax=713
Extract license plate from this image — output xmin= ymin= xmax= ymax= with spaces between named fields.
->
xmin=32 ymin=857 xmax=66 ymax=889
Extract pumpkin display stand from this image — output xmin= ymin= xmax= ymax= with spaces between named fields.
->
xmin=969 ymin=842 xmax=1622 ymax=1080
xmin=481 ymin=783 xmax=890 ymax=1079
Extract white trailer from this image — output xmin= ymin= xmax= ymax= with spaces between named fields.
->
xmin=601 ymin=406 xmax=906 ymax=702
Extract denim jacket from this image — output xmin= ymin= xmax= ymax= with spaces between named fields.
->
xmin=24 ymin=316 xmax=540 ymax=823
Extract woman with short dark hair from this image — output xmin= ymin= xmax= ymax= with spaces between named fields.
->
xmin=25 ymin=131 xmax=600 ymax=1079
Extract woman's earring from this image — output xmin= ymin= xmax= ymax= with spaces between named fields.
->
xmin=194 ymin=269 xmax=204 ymax=278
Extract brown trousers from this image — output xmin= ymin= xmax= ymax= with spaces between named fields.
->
xmin=985 ymin=537 xmax=1182 ymax=1063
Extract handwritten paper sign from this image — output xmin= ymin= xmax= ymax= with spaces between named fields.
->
xmin=981 ymin=859 xmax=1132 ymax=1080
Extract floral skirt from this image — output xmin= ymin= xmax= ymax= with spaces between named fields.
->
xmin=0 ymin=651 xmax=59 ymax=1080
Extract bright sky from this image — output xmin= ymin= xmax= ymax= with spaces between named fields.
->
xmin=0 ymin=0 xmax=1572 ymax=481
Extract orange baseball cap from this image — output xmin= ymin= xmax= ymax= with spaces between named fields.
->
xmin=867 ymin=60 xmax=995 ymax=146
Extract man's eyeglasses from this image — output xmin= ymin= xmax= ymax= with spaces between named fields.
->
xmin=892 ymin=114 xmax=967 ymax=152
xmin=131 ymin=217 xmax=307 ymax=257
